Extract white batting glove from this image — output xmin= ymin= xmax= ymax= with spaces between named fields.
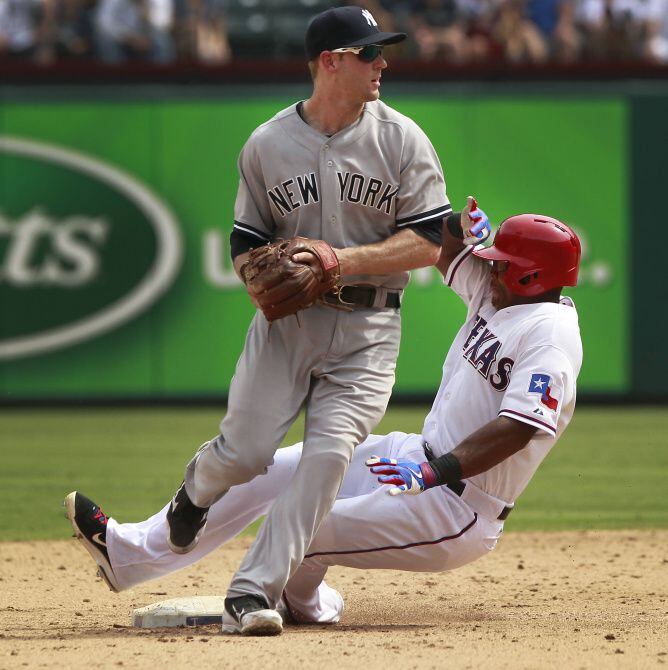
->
xmin=462 ymin=195 xmax=491 ymax=246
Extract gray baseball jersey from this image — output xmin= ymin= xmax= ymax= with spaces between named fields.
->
xmin=233 ymin=99 xmax=451 ymax=287
xmin=183 ymin=99 xmax=451 ymax=609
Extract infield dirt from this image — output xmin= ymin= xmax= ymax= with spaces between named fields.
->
xmin=1 ymin=530 xmax=666 ymax=669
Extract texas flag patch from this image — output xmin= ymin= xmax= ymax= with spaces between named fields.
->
xmin=527 ymin=373 xmax=559 ymax=411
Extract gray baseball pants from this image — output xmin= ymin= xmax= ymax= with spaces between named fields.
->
xmin=184 ymin=303 xmax=401 ymax=607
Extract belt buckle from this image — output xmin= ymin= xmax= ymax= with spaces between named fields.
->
xmin=337 ymin=285 xmax=357 ymax=307
xmin=323 ymin=285 xmax=355 ymax=312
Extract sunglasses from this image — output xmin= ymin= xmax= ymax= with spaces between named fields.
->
xmin=331 ymin=44 xmax=384 ymax=62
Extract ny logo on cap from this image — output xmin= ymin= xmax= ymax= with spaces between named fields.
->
xmin=362 ymin=9 xmax=377 ymax=26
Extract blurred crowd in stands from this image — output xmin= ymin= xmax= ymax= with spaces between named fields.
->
xmin=0 ymin=0 xmax=666 ymax=67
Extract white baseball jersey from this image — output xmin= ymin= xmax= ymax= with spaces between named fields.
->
xmin=233 ymin=99 xmax=452 ymax=289
xmin=422 ymin=245 xmax=583 ymax=503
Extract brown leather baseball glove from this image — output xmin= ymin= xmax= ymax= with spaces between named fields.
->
xmin=241 ymin=237 xmax=341 ymax=322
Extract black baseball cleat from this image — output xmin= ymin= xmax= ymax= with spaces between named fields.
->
xmin=64 ymin=491 xmax=120 ymax=593
xmin=166 ymin=482 xmax=209 ymax=554
xmin=222 ymin=594 xmax=283 ymax=636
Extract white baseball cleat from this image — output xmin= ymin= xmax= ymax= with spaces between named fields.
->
xmin=279 ymin=584 xmax=344 ymax=625
xmin=222 ymin=595 xmax=283 ymax=636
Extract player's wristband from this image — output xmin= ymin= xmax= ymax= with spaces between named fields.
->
xmin=427 ymin=452 xmax=463 ymax=486
xmin=418 ymin=461 xmax=439 ymax=489
xmin=446 ymin=212 xmax=464 ymax=239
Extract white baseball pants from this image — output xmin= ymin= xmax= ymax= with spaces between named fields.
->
xmin=107 ymin=431 xmax=504 ymax=622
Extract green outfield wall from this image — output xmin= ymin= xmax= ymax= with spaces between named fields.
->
xmin=0 ymin=88 xmax=656 ymax=400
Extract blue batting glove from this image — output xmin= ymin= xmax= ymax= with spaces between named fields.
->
xmin=462 ymin=195 xmax=491 ymax=246
xmin=365 ymin=455 xmax=437 ymax=496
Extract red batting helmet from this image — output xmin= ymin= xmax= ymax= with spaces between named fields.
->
xmin=472 ymin=214 xmax=581 ymax=296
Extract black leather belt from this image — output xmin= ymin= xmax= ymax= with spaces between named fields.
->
xmin=423 ymin=443 xmax=513 ymax=521
xmin=323 ymin=286 xmax=401 ymax=309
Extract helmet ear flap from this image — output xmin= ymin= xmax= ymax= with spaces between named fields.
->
xmin=503 ymin=265 xmax=546 ymax=297
xmin=518 ymin=271 xmax=539 ymax=287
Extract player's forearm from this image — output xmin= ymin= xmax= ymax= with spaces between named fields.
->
xmin=335 ymin=228 xmax=440 ymax=277
xmin=428 ymin=417 xmax=538 ymax=484
xmin=233 ymin=251 xmax=251 ymax=282
xmin=436 ymin=213 xmax=466 ymax=276
xmin=452 ymin=417 xmax=537 ymax=477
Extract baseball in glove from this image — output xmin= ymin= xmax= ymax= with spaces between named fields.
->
xmin=241 ymin=237 xmax=341 ymax=322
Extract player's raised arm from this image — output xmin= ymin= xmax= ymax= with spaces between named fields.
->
xmin=436 ymin=196 xmax=491 ymax=276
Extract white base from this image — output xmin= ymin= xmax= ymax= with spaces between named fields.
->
xmin=132 ymin=596 xmax=227 ymax=628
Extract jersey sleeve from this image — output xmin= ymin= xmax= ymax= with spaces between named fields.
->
xmin=232 ymin=137 xmax=275 ymax=244
xmin=498 ymin=345 xmax=575 ymax=437
xmin=394 ymin=123 xmax=452 ymax=231
xmin=443 ymin=245 xmax=491 ymax=309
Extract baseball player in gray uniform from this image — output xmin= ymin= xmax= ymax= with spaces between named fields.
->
xmin=64 ymin=6 xmax=451 ymax=636
xmin=65 ymin=204 xmax=583 ymax=629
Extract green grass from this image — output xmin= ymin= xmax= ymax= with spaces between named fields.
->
xmin=0 ymin=406 xmax=666 ymax=541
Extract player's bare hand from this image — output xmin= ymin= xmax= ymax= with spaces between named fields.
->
xmin=365 ymin=455 xmax=436 ymax=496
xmin=462 ymin=196 xmax=491 ymax=246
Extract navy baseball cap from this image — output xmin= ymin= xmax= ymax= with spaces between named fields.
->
xmin=305 ymin=6 xmax=406 ymax=60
